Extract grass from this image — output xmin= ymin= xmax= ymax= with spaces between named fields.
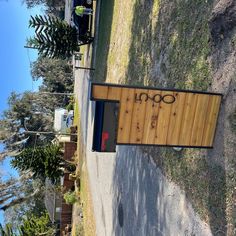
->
xmin=80 ymin=164 xmax=96 ymax=236
xmin=91 ymin=0 xmax=234 ymax=234
xmin=73 ymin=100 xmax=79 ymax=126
xmin=153 ymin=148 xmax=227 ymax=229
xmin=126 ymin=0 xmax=213 ymax=89
xmin=92 ymin=0 xmax=115 ymax=83
xmin=166 ymin=1 xmax=212 ymax=90
xmin=73 ymin=223 xmax=84 ymax=236
xmin=72 ymin=99 xmax=96 ymax=236
xmin=227 ymin=108 xmax=236 ymax=231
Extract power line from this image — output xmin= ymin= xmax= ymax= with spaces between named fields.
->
xmin=29 ymin=134 xmax=38 ymax=168
xmin=26 ymin=47 xmax=35 ymax=91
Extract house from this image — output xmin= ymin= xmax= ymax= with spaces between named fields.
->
xmin=45 ymin=142 xmax=77 ymax=235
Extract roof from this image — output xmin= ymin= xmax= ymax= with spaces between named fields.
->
xmin=44 ymin=178 xmax=62 ymax=223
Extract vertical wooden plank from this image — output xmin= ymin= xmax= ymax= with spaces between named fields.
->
xmin=178 ymin=93 xmax=198 ymax=145
xmin=166 ymin=92 xmax=186 ymax=145
xmin=129 ymin=89 xmax=148 ymax=144
xmin=154 ymin=91 xmax=173 ymax=145
xmin=142 ymin=90 xmax=162 ymax=144
xmin=117 ymin=88 xmax=135 ymax=143
xmin=190 ymin=94 xmax=210 ymax=146
xmin=107 ymin=86 xmax=122 ymax=101
xmin=92 ymin=85 xmax=108 ymax=100
xmin=201 ymin=95 xmax=221 ymax=146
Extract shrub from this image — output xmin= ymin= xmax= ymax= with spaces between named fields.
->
xmin=66 ymin=102 xmax=74 ymax=111
xmin=64 ymin=191 xmax=78 ymax=204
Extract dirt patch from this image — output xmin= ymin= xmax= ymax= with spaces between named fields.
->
xmin=208 ymin=2 xmax=236 ymax=234
xmin=209 ymin=0 xmax=236 ymax=45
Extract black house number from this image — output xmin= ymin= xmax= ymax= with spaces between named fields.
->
xmin=134 ymin=93 xmax=175 ymax=104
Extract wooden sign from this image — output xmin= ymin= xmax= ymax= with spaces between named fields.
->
xmin=90 ymin=83 xmax=222 ymax=148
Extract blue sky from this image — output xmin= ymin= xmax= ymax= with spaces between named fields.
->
xmin=0 ymin=0 xmax=42 ymax=113
xmin=0 ymin=0 xmax=43 ymax=225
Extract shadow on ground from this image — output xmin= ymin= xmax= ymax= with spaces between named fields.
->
xmin=111 ymin=0 xmax=228 ymax=235
xmin=111 ymin=146 xmax=223 ymax=236
xmin=112 ymin=147 xmax=170 ymax=236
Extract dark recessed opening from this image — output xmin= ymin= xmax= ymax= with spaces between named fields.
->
xmin=92 ymin=101 xmax=119 ymax=152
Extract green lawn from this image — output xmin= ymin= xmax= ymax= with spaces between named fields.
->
xmin=91 ymin=0 xmax=115 ymax=83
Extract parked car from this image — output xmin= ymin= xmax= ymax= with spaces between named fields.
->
xmin=54 ymin=109 xmax=74 ymax=133
xmin=66 ymin=110 xmax=74 ymax=128
xmin=71 ymin=0 xmax=94 ymax=45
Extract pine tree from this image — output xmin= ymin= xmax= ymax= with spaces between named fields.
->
xmin=18 ymin=212 xmax=56 ymax=236
xmin=28 ymin=15 xmax=79 ymax=59
xmin=11 ymin=145 xmax=75 ymax=183
xmin=11 ymin=145 xmax=64 ymax=183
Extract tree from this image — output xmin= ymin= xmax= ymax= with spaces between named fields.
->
xmin=27 ymin=15 xmax=79 ymax=59
xmin=11 ymin=145 xmax=75 ymax=183
xmin=22 ymin=0 xmax=46 ymax=8
xmin=0 ymin=223 xmax=14 ymax=236
xmin=31 ymin=57 xmax=74 ymax=93
xmin=0 ymin=212 xmax=56 ymax=236
xmin=18 ymin=212 xmax=56 ymax=236
xmin=22 ymin=0 xmax=65 ymax=17
xmin=0 ymin=88 xmax=72 ymax=157
xmin=0 ymin=91 xmax=55 ymax=156
xmin=4 ymin=187 xmax=46 ymax=231
xmin=0 ymin=71 xmax=73 ymax=211
xmin=0 ymin=172 xmax=44 ymax=212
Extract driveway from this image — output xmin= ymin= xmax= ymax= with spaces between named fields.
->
xmin=74 ymin=67 xmax=213 ymax=236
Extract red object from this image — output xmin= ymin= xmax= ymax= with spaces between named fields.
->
xmin=101 ymin=132 xmax=109 ymax=151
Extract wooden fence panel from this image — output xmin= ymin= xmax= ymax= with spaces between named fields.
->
xmin=166 ymin=92 xmax=186 ymax=145
xmin=129 ymin=89 xmax=148 ymax=144
xmin=117 ymin=88 xmax=135 ymax=143
xmin=142 ymin=90 xmax=162 ymax=144
xmin=178 ymin=93 xmax=198 ymax=146
xmin=93 ymin=85 xmax=108 ymax=100
xmin=190 ymin=94 xmax=210 ymax=146
xmin=91 ymin=83 xmax=222 ymax=148
xmin=154 ymin=91 xmax=173 ymax=145
xmin=201 ymin=95 xmax=221 ymax=146
xmin=107 ymin=86 xmax=122 ymax=100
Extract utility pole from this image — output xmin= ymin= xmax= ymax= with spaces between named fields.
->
xmin=75 ymin=65 xmax=95 ymax=71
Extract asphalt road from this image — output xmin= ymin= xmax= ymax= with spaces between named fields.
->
xmin=74 ymin=67 xmax=213 ymax=236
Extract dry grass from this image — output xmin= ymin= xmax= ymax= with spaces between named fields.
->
xmin=72 ymin=82 xmax=96 ymax=235
xmin=80 ymin=164 xmax=96 ymax=236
